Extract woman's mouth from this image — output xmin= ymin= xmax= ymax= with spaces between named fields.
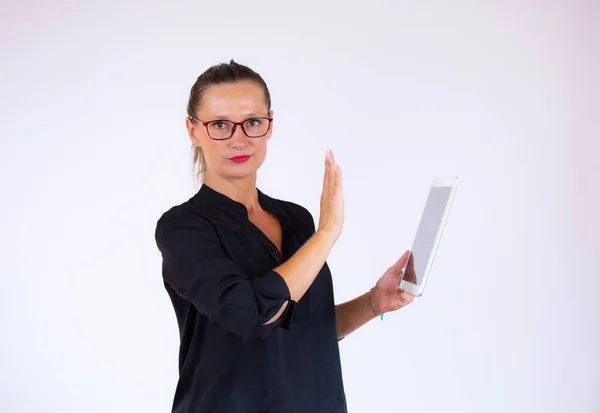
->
xmin=229 ymin=155 xmax=251 ymax=163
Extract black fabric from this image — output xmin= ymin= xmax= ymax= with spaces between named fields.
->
xmin=155 ymin=184 xmax=347 ymax=413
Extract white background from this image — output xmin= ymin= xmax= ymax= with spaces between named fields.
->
xmin=2 ymin=1 xmax=599 ymax=412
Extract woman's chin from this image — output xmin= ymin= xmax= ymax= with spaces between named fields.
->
xmin=225 ymin=167 xmax=257 ymax=179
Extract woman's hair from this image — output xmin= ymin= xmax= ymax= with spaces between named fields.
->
xmin=187 ymin=60 xmax=272 ymax=184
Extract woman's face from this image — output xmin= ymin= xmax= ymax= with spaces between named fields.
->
xmin=187 ymin=80 xmax=273 ymax=182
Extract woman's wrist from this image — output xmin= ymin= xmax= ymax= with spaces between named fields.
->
xmin=314 ymin=228 xmax=339 ymax=250
xmin=368 ymin=287 xmax=379 ymax=317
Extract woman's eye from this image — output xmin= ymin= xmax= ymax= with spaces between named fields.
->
xmin=212 ymin=121 xmax=226 ymax=129
xmin=246 ymin=119 xmax=261 ymax=127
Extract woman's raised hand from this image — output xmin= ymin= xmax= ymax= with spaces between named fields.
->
xmin=317 ymin=149 xmax=344 ymax=240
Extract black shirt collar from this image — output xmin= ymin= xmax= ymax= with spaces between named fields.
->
xmin=193 ymin=183 xmax=281 ymax=221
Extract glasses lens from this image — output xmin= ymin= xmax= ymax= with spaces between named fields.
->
xmin=243 ymin=118 xmax=270 ymax=138
xmin=207 ymin=121 xmax=234 ymax=140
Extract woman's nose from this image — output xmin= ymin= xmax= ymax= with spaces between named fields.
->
xmin=229 ymin=125 xmax=248 ymax=146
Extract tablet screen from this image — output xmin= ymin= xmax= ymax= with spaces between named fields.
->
xmin=405 ymin=186 xmax=453 ymax=286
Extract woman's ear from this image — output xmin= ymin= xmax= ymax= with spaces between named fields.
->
xmin=266 ymin=110 xmax=274 ymax=141
xmin=186 ymin=116 xmax=202 ymax=148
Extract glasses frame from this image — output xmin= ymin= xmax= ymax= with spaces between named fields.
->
xmin=188 ymin=115 xmax=273 ymax=141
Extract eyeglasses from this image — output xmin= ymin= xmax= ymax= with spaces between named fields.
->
xmin=188 ymin=115 xmax=273 ymax=141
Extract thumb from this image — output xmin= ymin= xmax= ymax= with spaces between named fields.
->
xmin=391 ymin=250 xmax=411 ymax=273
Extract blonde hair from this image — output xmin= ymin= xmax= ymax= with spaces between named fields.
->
xmin=192 ymin=146 xmax=207 ymax=185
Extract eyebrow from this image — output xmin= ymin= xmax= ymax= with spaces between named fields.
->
xmin=210 ymin=113 xmax=268 ymax=120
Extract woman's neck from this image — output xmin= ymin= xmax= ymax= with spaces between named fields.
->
xmin=204 ymin=173 xmax=260 ymax=213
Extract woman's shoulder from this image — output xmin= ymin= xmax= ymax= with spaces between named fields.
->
xmin=155 ymin=198 xmax=213 ymax=238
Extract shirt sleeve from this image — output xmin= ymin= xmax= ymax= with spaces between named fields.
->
xmin=155 ymin=213 xmax=294 ymax=341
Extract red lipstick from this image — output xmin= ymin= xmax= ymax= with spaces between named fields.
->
xmin=229 ymin=155 xmax=250 ymax=163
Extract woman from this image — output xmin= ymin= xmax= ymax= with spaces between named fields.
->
xmin=155 ymin=60 xmax=415 ymax=413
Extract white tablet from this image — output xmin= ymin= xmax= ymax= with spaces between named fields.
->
xmin=399 ymin=176 xmax=459 ymax=297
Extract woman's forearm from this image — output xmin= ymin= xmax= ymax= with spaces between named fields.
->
xmin=265 ymin=229 xmax=338 ymax=324
xmin=334 ymin=290 xmax=378 ymax=339
xmin=276 ymin=229 xmax=338 ymax=301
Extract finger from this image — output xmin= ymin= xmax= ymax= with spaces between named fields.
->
xmin=392 ymin=250 xmax=411 ymax=271
xmin=393 ymin=291 xmax=413 ymax=306
xmin=392 ymin=297 xmax=406 ymax=310
xmin=399 ymin=291 xmax=415 ymax=303
xmin=327 ymin=151 xmax=336 ymax=197
xmin=330 ymin=151 xmax=339 ymax=196
xmin=335 ymin=165 xmax=342 ymax=193
xmin=322 ymin=150 xmax=331 ymax=201
xmin=329 ymin=150 xmax=336 ymax=165
xmin=323 ymin=149 xmax=330 ymax=181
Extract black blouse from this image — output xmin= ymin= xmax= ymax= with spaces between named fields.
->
xmin=154 ymin=184 xmax=347 ymax=413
